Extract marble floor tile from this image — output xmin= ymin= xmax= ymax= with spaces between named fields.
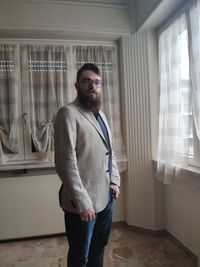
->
xmin=0 ymin=224 xmax=196 ymax=267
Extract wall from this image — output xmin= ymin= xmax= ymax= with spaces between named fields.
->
xmin=137 ymin=0 xmax=188 ymax=31
xmin=0 ymin=172 xmax=125 ymax=240
xmin=0 ymin=174 xmax=64 ymax=239
xmin=0 ymin=0 xmax=131 ymax=40
xmin=164 ymin=185 xmax=200 ymax=257
xmin=135 ymin=0 xmax=161 ymax=30
xmin=119 ymin=30 xmax=164 ymax=230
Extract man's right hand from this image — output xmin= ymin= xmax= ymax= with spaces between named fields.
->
xmin=80 ymin=206 xmax=96 ymax=222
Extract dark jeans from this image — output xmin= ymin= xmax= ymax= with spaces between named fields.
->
xmin=64 ymin=190 xmax=114 ymax=267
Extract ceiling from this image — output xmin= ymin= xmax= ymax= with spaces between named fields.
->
xmin=55 ymin=0 xmax=187 ymax=32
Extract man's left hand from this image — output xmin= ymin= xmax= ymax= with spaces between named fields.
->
xmin=110 ymin=184 xmax=120 ymax=199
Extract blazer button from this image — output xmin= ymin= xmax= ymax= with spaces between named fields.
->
xmin=106 ymin=169 xmax=109 ymax=173
xmin=106 ymin=152 xmax=109 ymax=155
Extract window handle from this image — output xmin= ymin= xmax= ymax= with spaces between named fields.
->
xmin=23 ymin=113 xmax=28 ymax=125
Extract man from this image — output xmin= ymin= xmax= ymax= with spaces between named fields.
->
xmin=54 ymin=63 xmax=120 ymax=267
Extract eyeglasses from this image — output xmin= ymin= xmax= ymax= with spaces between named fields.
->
xmin=80 ymin=78 xmax=102 ymax=88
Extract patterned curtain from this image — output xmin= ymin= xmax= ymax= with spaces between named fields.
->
xmin=21 ymin=45 xmax=73 ymax=160
xmin=0 ymin=44 xmax=127 ymax=169
xmin=0 ymin=45 xmax=19 ymax=163
xmin=188 ymin=0 xmax=200 ymax=140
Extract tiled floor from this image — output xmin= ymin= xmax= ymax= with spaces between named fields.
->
xmin=0 ymin=224 xmax=197 ymax=267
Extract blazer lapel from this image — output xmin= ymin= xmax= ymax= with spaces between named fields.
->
xmin=73 ymin=99 xmax=108 ymax=147
xmin=99 ymin=111 xmax=112 ymax=143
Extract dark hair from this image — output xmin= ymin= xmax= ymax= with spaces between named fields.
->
xmin=76 ymin=63 xmax=100 ymax=83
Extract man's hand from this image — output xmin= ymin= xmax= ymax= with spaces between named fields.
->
xmin=110 ymin=184 xmax=120 ymax=199
xmin=80 ymin=206 xmax=96 ymax=222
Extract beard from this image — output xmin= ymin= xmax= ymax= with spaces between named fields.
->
xmin=78 ymin=91 xmax=101 ymax=112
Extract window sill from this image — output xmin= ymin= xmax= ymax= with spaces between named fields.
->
xmin=182 ymin=165 xmax=200 ymax=177
xmin=152 ymin=159 xmax=200 ymax=190
xmin=153 ymin=159 xmax=200 ymax=177
xmin=0 ymin=161 xmax=57 ymax=178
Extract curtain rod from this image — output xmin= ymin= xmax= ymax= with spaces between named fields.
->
xmin=0 ymin=38 xmax=116 ymax=46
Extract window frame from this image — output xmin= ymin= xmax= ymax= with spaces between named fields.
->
xmin=157 ymin=9 xmax=200 ymax=171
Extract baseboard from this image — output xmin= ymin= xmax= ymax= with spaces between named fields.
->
xmin=0 ymin=232 xmax=66 ymax=244
xmin=0 ymin=221 xmax=125 ymax=243
xmin=124 ymin=223 xmax=166 ymax=236
xmin=112 ymin=220 xmax=127 ymax=228
xmin=165 ymin=231 xmax=198 ymax=266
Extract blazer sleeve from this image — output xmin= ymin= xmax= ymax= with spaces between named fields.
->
xmin=54 ymin=106 xmax=93 ymax=213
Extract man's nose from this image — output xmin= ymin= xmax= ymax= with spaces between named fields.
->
xmin=88 ymin=82 xmax=95 ymax=89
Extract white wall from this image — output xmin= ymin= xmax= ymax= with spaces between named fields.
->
xmin=164 ymin=185 xmax=200 ymax=257
xmin=0 ymin=173 xmax=125 ymax=240
xmin=0 ymin=174 xmax=64 ymax=239
xmin=138 ymin=0 xmax=187 ymax=31
xmin=135 ymin=0 xmax=161 ymax=29
xmin=119 ymin=30 xmax=164 ymax=231
xmin=0 ymin=0 xmax=131 ymax=40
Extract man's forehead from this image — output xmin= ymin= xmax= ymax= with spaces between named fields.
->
xmin=80 ymin=70 xmax=101 ymax=79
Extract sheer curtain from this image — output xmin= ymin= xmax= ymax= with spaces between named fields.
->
xmin=0 ymin=45 xmax=19 ymax=163
xmin=188 ymin=0 xmax=200 ymax=141
xmin=74 ymin=46 xmax=127 ymax=172
xmin=21 ymin=45 xmax=73 ymax=160
xmin=156 ymin=14 xmax=193 ymax=184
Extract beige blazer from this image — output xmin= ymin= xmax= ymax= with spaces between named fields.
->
xmin=54 ymin=98 xmax=120 ymax=214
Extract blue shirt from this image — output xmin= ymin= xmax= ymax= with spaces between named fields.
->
xmin=96 ymin=113 xmax=112 ymax=176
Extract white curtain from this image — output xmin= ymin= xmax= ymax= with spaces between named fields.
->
xmin=157 ymin=14 xmax=193 ymax=184
xmin=74 ymin=46 xmax=127 ymax=172
xmin=0 ymin=45 xmax=19 ymax=163
xmin=21 ymin=45 xmax=73 ymax=160
xmin=188 ymin=0 xmax=200 ymax=141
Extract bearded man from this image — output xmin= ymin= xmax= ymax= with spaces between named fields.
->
xmin=54 ymin=63 xmax=120 ymax=267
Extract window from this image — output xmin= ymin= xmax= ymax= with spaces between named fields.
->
xmin=157 ymin=0 xmax=200 ymax=184
xmin=0 ymin=42 xmax=127 ymax=172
